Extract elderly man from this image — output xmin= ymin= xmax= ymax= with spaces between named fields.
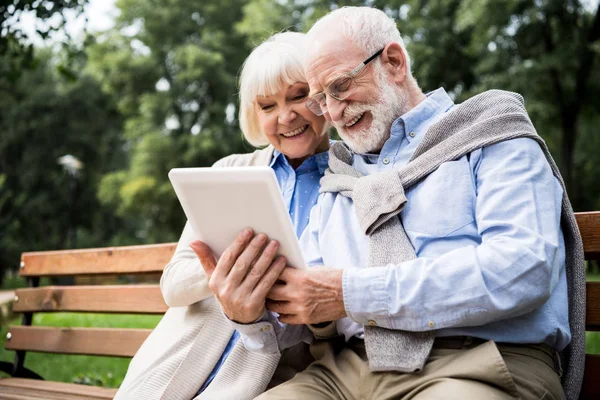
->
xmin=194 ymin=6 xmax=585 ymax=400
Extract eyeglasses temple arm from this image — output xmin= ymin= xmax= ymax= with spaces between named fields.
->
xmin=349 ymin=47 xmax=385 ymax=77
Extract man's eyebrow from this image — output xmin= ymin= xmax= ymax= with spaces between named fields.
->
xmin=324 ymin=70 xmax=354 ymax=90
xmin=308 ymin=72 xmax=346 ymax=97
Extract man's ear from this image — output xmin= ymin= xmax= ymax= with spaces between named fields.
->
xmin=381 ymin=42 xmax=407 ymax=85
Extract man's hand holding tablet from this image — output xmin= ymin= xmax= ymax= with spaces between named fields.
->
xmin=190 ymin=230 xmax=347 ymax=326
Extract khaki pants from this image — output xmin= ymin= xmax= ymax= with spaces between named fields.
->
xmin=256 ymin=337 xmax=564 ymax=400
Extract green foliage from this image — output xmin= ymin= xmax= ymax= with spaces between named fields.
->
xmin=0 ymin=50 xmax=128 ymax=277
xmin=236 ymin=0 xmax=294 ymax=45
xmin=89 ymin=0 xmax=257 ymax=243
xmin=0 ymin=0 xmax=89 ymax=82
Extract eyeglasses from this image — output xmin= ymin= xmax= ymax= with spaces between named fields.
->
xmin=306 ymin=48 xmax=384 ymax=116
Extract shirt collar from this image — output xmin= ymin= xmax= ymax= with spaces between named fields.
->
xmin=270 ymin=148 xmax=329 ymax=175
xmin=391 ymin=87 xmax=454 ymax=142
xmin=269 ymin=149 xmax=284 ymax=168
xmin=350 ymin=88 xmax=455 ymax=162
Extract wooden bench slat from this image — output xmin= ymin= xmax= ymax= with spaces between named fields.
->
xmin=15 ymin=212 xmax=597 ymax=277
xmin=0 ymin=378 xmax=117 ymax=400
xmin=20 ymin=243 xmax=177 ymax=276
xmin=13 ymin=285 xmax=167 ymax=314
xmin=576 ymin=211 xmax=600 ymax=260
xmin=587 ymin=282 xmax=600 ymax=331
xmin=582 ymin=354 xmax=600 ymax=400
xmin=5 ymin=326 xmax=151 ymax=357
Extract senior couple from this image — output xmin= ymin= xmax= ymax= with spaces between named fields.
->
xmin=116 ymin=6 xmax=585 ymax=400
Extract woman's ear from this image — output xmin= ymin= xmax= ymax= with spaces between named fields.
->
xmin=381 ymin=42 xmax=407 ymax=85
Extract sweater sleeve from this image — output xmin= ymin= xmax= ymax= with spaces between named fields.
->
xmin=160 ymin=221 xmax=213 ymax=307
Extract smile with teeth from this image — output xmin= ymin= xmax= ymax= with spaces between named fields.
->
xmin=281 ymin=125 xmax=308 ymax=138
xmin=345 ymin=112 xmax=365 ymax=127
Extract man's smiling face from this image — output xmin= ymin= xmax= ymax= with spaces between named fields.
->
xmin=305 ymin=36 xmax=407 ymax=154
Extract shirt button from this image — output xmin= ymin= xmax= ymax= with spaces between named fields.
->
xmin=261 ymin=326 xmax=271 ymax=332
xmin=409 ymin=131 xmax=416 ymax=138
xmin=367 ymin=320 xmax=377 ymax=326
xmin=382 ymin=158 xmax=390 ymax=165
xmin=427 ymin=321 xmax=435 ymax=328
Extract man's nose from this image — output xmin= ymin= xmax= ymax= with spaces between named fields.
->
xmin=326 ymin=96 xmax=345 ymax=124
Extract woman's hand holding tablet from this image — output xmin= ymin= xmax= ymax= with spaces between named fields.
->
xmin=189 ymin=229 xmax=287 ymax=324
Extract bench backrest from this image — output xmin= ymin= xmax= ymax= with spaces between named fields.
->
xmin=7 ymin=244 xmax=175 ymax=365
xmin=5 ymin=212 xmax=600 ymax=398
xmin=576 ymin=212 xmax=600 ymax=399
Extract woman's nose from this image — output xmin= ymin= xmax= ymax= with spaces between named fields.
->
xmin=278 ymin=105 xmax=297 ymax=125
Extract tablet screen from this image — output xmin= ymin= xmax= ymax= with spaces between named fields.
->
xmin=169 ymin=167 xmax=306 ymax=269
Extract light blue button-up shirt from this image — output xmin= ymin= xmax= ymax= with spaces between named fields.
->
xmin=234 ymin=88 xmax=571 ymax=355
xmin=197 ymin=149 xmax=328 ymax=394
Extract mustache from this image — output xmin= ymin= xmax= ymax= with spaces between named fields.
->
xmin=340 ymin=103 xmax=371 ymax=126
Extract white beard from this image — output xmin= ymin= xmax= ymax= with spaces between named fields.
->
xmin=335 ymin=67 xmax=409 ymax=154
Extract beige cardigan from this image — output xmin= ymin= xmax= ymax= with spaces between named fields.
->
xmin=116 ymin=146 xmax=312 ymax=400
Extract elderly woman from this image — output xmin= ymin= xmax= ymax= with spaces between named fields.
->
xmin=115 ymin=32 xmax=329 ymax=400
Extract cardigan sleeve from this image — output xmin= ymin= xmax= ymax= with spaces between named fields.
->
xmin=160 ymin=221 xmax=213 ymax=307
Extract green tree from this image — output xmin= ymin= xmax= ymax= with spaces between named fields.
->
xmin=0 ymin=0 xmax=89 ymax=82
xmin=92 ymin=0 xmax=260 ymax=243
xmin=0 ymin=50 xmax=125 ymax=282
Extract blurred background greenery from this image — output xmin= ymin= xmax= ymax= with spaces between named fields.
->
xmin=1 ymin=0 xmax=599 ymax=388
xmin=1 ymin=0 xmax=599 ymax=279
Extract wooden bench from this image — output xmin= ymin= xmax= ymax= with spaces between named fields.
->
xmin=0 ymin=213 xmax=599 ymax=399
xmin=0 ymin=243 xmax=176 ymax=399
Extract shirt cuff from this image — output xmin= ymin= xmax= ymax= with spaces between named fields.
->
xmin=342 ymin=266 xmax=393 ymax=328
xmin=225 ymin=310 xmax=280 ymax=354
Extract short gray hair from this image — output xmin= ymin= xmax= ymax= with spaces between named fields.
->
xmin=307 ymin=7 xmax=413 ymax=78
xmin=238 ymin=32 xmax=308 ymax=147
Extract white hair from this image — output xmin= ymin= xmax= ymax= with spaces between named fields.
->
xmin=238 ymin=32 xmax=308 ymax=147
xmin=306 ymin=7 xmax=413 ymax=79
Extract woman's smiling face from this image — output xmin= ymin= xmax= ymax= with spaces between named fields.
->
xmin=255 ymin=82 xmax=328 ymax=168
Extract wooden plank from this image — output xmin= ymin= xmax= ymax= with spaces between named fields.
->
xmin=576 ymin=211 xmax=600 ymax=260
xmin=0 ymin=378 xmax=117 ymax=400
xmin=13 ymin=285 xmax=167 ymax=314
xmin=16 ymin=213 xmax=597 ymax=277
xmin=5 ymin=326 xmax=151 ymax=357
xmin=581 ymin=354 xmax=600 ymax=400
xmin=0 ymin=392 xmax=41 ymax=400
xmin=587 ymin=282 xmax=600 ymax=331
xmin=20 ymin=243 xmax=177 ymax=277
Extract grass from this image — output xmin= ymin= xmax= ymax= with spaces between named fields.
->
xmin=587 ymin=273 xmax=600 ymax=282
xmin=0 ymin=313 xmax=162 ymax=388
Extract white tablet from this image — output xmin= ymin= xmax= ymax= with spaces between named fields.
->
xmin=168 ymin=167 xmax=306 ymax=269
